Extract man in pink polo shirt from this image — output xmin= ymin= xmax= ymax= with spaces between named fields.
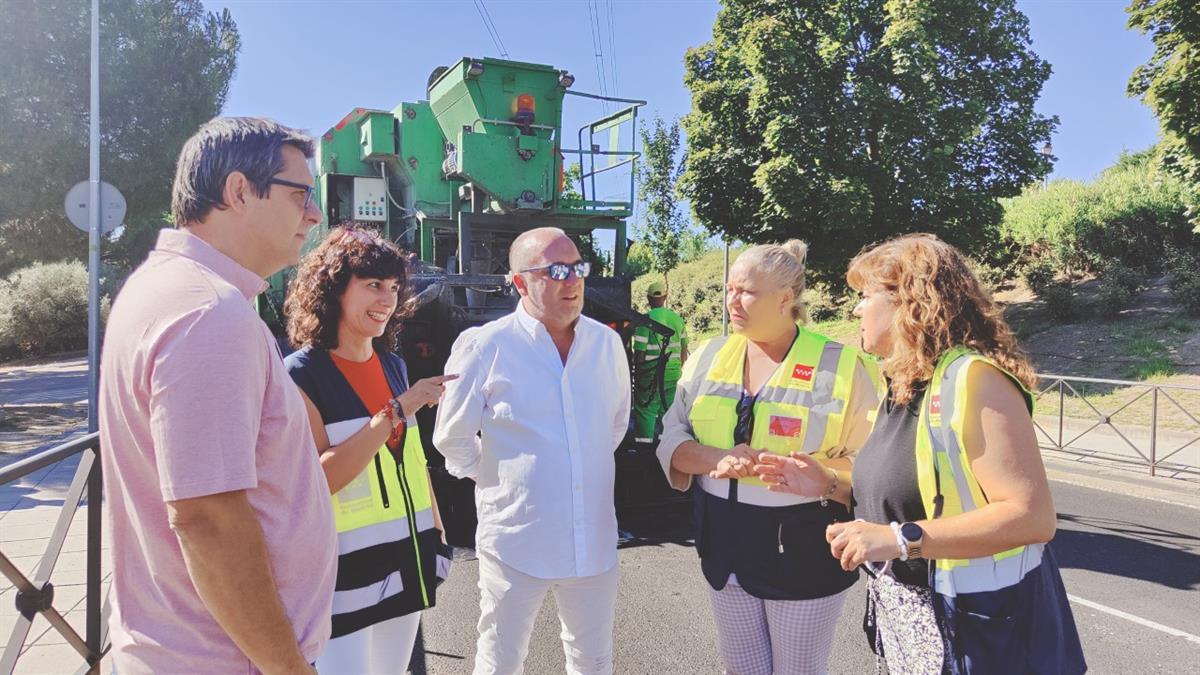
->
xmin=98 ymin=117 xmax=335 ymax=674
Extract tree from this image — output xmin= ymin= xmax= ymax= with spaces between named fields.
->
xmin=637 ymin=115 xmax=687 ymax=286
xmin=0 ymin=0 xmax=239 ymax=277
xmin=1128 ymin=0 xmax=1200 ymax=232
xmin=679 ymin=0 xmax=1057 ymax=278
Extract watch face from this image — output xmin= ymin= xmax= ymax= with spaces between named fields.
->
xmin=901 ymin=522 xmax=924 ymax=543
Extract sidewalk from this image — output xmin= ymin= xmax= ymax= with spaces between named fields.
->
xmin=1034 ymin=414 xmax=1200 ymax=482
xmin=0 ymin=453 xmax=111 ymax=675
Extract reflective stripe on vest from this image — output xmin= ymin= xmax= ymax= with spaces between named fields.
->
xmin=917 ymin=347 xmax=1043 ymax=597
xmin=325 ymin=415 xmax=436 ymax=611
xmin=689 ymin=328 xmax=862 ymax=507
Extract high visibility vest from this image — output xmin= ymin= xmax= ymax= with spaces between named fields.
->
xmin=285 ymin=347 xmax=440 ymax=638
xmin=687 ymin=327 xmax=865 ymax=507
xmin=633 ymin=307 xmax=688 ymax=382
xmin=916 ymin=346 xmax=1044 ymax=597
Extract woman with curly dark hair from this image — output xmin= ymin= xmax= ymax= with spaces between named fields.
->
xmin=283 ymin=226 xmax=456 ymax=673
xmin=765 ymin=234 xmax=1084 ymax=674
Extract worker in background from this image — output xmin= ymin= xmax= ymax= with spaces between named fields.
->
xmin=631 ymin=280 xmax=689 ymax=443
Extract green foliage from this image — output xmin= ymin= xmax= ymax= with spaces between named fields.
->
xmin=2 ymin=262 xmax=110 ymax=357
xmin=624 ymin=241 xmax=653 ymax=278
xmin=679 ymin=0 xmax=1056 ymax=279
xmin=1021 ymin=258 xmax=1057 ymax=296
xmin=1022 ymin=257 xmax=1077 ymax=318
xmin=1163 ymin=246 xmax=1200 ymax=315
xmin=679 ymin=228 xmax=715 ymax=264
xmin=637 ymin=116 xmax=687 ymax=281
xmin=803 ymin=282 xmax=860 ymax=323
xmin=1096 ymin=260 xmax=1143 ymax=319
xmin=1128 ymin=0 xmax=1200 ymax=232
xmin=0 ymin=0 xmax=240 ymax=278
xmin=999 ymin=149 xmax=1195 ymax=272
xmin=968 ymin=256 xmax=1007 ymax=295
xmin=632 ymin=247 xmax=743 ymax=340
xmin=561 ymin=162 xmax=584 ymax=206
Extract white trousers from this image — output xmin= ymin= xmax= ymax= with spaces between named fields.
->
xmin=315 ymin=611 xmax=421 ymax=674
xmin=474 ymin=551 xmax=620 ymax=675
xmin=708 ymin=581 xmax=847 ymax=675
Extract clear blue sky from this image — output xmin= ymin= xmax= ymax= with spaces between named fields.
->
xmin=203 ymin=0 xmax=1158 ymax=188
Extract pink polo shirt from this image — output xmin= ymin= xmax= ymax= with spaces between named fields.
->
xmin=98 ymin=228 xmax=335 ymax=673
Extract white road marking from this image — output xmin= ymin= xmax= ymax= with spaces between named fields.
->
xmin=1069 ymin=595 xmax=1200 ymax=646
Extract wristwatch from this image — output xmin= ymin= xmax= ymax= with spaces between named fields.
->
xmin=899 ymin=522 xmax=925 ymax=560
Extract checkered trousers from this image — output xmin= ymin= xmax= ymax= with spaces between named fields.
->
xmin=708 ymin=579 xmax=848 ymax=675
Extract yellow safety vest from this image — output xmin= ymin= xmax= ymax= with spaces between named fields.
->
xmin=328 ymin=418 xmax=435 ymax=604
xmin=686 ymin=328 xmax=867 ymax=504
xmin=916 ymin=346 xmax=1044 ymax=596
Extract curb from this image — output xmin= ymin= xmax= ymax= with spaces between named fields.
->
xmin=1043 ymin=454 xmax=1200 ymax=510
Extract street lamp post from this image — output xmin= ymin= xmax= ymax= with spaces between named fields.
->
xmin=1040 ymin=141 xmax=1053 ymax=190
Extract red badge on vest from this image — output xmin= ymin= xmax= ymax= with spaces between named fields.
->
xmin=931 ymin=395 xmax=941 ymax=414
xmin=791 ymin=364 xmax=814 ymax=381
xmin=769 ymin=415 xmax=804 ymax=438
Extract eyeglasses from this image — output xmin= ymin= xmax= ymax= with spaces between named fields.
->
xmin=268 ymin=177 xmax=316 ymax=211
xmin=518 ymin=261 xmax=591 ymax=281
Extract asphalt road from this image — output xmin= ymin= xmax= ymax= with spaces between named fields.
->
xmin=414 ymin=480 xmax=1200 ymax=674
xmin=0 ymin=357 xmax=88 ymax=406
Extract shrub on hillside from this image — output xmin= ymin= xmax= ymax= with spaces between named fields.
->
xmin=968 ymin=256 xmax=1007 ymax=294
xmin=3 ymin=262 xmax=110 ymax=357
xmin=805 ymin=283 xmax=842 ymax=323
xmin=1096 ymin=260 xmax=1143 ymax=319
xmin=1000 ymin=149 xmax=1196 ymax=273
xmin=624 ymin=242 xmax=653 ymax=278
xmin=1163 ymin=246 xmax=1200 ymax=315
xmin=1022 ymin=258 xmax=1077 ymax=318
xmin=632 ymin=247 xmax=742 ymax=341
xmin=0 ymin=281 xmax=16 ymax=360
xmin=1021 ymin=258 xmax=1057 ymax=296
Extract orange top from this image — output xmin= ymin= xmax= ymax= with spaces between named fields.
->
xmin=330 ymin=351 xmax=393 ymax=416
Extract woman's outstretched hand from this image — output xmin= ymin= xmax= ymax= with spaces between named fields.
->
xmin=395 ymin=374 xmax=459 ymax=419
xmin=754 ymin=452 xmax=834 ymax=496
xmin=709 ymin=443 xmax=759 ymax=480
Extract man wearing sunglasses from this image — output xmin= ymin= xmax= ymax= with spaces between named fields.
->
xmin=98 ymin=117 xmax=333 ymax=674
xmin=434 ymin=227 xmax=631 ymax=675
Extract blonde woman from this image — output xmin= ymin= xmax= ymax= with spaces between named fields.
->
xmin=656 ymin=240 xmax=879 ymax=675
xmin=770 ymin=234 xmax=1084 ymax=673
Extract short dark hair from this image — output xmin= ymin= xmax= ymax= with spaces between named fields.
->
xmin=285 ymin=227 xmax=416 ymax=353
xmin=171 ymin=117 xmax=314 ymax=226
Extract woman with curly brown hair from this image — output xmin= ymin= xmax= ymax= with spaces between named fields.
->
xmin=765 ymin=234 xmax=1084 ymax=673
xmin=283 ymin=226 xmax=456 ymax=674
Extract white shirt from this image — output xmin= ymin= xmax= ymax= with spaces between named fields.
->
xmin=433 ymin=301 xmax=631 ymax=579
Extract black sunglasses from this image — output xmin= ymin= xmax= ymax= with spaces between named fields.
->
xmin=268 ymin=177 xmax=316 ymax=210
xmin=519 ymin=261 xmax=591 ymax=281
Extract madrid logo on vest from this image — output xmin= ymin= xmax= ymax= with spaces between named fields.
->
xmin=792 ymin=364 xmax=814 ymax=381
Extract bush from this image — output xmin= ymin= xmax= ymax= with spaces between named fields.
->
xmin=1021 ymin=258 xmax=1058 ymax=296
xmin=624 ymin=242 xmax=653 ymax=278
xmin=1163 ymin=246 xmax=1200 ymax=315
xmin=0 ymin=280 xmax=16 ymax=360
xmin=1022 ymin=258 xmax=1077 ymax=318
xmin=968 ymin=256 xmax=1007 ymax=294
xmin=3 ymin=262 xmax=110 ymax=357
xmin=1000 ymin=149 xmax=1196 ymax=273
xmin=632 ymin=247 xmax=744 ymax=340
xmin=1096 ymin=261 xmax=1143 ymax=319
xmin=805 ymin=282 xmax=843 ymax=323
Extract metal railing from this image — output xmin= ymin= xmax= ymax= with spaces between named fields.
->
xmin=0 ymin=432 xmax=107 ymax=674
xmin=1033 ymin=374 xmax=1200 ymax=477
